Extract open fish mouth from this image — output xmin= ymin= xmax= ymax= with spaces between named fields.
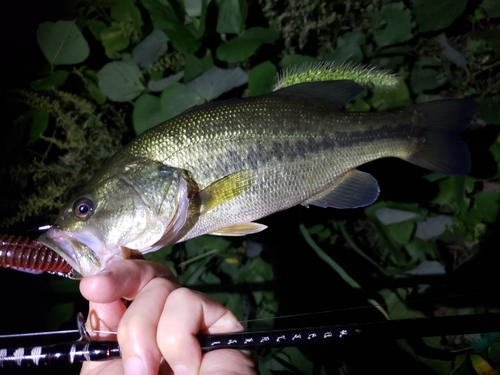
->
xmin=38 ymin=229 xmax=102 ymax=277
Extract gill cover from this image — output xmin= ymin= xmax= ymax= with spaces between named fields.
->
xmin=41 ymin=158 xmax=189 ymax=276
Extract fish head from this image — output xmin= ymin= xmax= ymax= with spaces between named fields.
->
xmin=39 ymin=158 xmax=190 ymax=276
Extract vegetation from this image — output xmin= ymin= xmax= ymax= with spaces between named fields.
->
xmin=1 ymin=0 xmax=500 ymax=374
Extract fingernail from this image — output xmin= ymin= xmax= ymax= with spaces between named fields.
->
xmin=172 ymin=364 xmax=192 ymax=375
xmin=96 ymin=269 xmax=112 ymax=276
xmin=124 ymin=357 xmax=147 ymax=375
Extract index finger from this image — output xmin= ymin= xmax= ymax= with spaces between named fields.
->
xmin=79 ymin=258 xmax=178 ymax=303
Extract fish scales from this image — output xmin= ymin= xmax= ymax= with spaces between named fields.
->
xmin=118 ymin=95 xmax=420 ymax=241
xmin=38 ymin=81 xmax=476 ymax=275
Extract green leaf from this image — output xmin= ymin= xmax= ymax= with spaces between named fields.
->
xmin=160 ymin=83 xmax=205 ymax=121
xmin=329 ymin=31 xmax=366 ymax=63
xmin=215 ymin=0 xmax=248 ymax=34
xmin=27 ymin=108 xmax=49 ymax=144
xmin=133 ymin=29 xmax=169 ymax=68
xmin=36 ymin=21 xmax=90 ymax=65
xmin=410 ymin=58 xmax=448 ymax=93
xmin=184 ymin=50 xmax=214 ymax=82
xmin=387 ymin=221 xmax=415 ymax=245
xmin=380 ymin=288 xmax=426 ymax=319
xmin=411 ymin=0 xmax=468 ymax=32
xmin=185 ymin=0 xmax=203 ymax=17
xmin=132 ymin=94 xmax=164 ymax=134
xmin=88 ymin=82 xmax=107 ymax=104
xmin=368 ymin=80 xmax=411 ymax=110
xmin=248 ymin=61 xmax=277 ymax=96
xmin=480 ymin=0 xmax=500 ymax=18
xmin=100 ymin=22 xmax=131 ymax=58
xmin=30 ymin=70 xmax=69 ymax=91
xmin=279 ymin=54 xmax=316 ymax=70
xmin=133 ymin=83 xmax=204 ymax=134
xmin=216 ymin=27 xmax=280 ymax=63
xmin=405 ymin=260 xmax=445 ymax=276
xmin=110 ymin=0 xmax=143 ymax=29
xmin=415 ymin=215 xmax=453 ymax=240
xmin=98 ymin=61 xmax=145 ymax=102
xmin=148 ymin=71 xmax=184 ymax=92
xmin=186 ymin=66 xmax=248 ymax=101
xmin=472 ymin=190 xmax=500 ymax=223
xmin=142 ymin=0 xmax=200 ymax=54
xmin=88 ymin=20 xmax=107 ymax=41
xmin=371 ymin=3 xmax=414 ymax=47
xmin=374 ymin=207 xmax=418 ymax=225
xmin=433 ymin=176 xmax=469 ymax=212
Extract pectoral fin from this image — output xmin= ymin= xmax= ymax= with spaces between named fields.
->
xmin=209 ymin=222 xmax=268 ymax=236
xmin=304 ymin=169 xmax=380 ymax=209
xmin=198 ymin=171 xmax=255 ymax=213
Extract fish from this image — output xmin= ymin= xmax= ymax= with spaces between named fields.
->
xmin=38 ymin=80 xmax=476 ymax=276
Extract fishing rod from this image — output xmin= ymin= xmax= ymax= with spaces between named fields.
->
xmin=1 ymin=312 xmax=500 ymax=368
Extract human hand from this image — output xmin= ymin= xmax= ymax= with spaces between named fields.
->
xmin=78 ymin=259 xmax=258 ymax=375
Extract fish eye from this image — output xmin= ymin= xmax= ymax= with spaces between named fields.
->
xmin=73 ymin=198 xmax=94 ymax=221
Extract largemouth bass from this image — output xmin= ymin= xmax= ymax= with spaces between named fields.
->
xmin=39 ymin=81 xmax=476 ymax=276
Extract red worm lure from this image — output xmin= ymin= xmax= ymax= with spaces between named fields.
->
xmin=0 ymin=234 xmax=73 ymax=276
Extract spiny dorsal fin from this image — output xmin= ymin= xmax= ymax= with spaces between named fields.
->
xmin=274 ymin=81 xmax=364 ymax=110
xmin=304 ymin=169 xmax=380 ymax=209
xmin=198 ymin=171 xmax=255 ymax=213
xmin=209 ymin=222 xmax=268 ymax=236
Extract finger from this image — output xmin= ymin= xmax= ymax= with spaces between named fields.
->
xmin=80 ymin=259 xmax=178 ymax=303
xmin=118 ymin=277 xmax=179 ymax=375
xmin=157 ymin=288 xmax=245 ymax=375
xmin=80 ymin=299 xmax=127 ymax=375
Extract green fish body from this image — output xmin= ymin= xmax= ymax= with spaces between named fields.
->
xmin=39 ymin=81 xmax=476 ymax=276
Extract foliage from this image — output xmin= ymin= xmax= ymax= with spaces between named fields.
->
xmin=2 ymin=0 xmax=500 ymax=374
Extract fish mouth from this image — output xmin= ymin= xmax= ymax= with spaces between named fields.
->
xmin=38 ymin=228 xmax=103 ymax=277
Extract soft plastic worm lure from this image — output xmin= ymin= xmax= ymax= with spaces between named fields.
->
xmin=0 ymin=234 xmax=72 ymax=276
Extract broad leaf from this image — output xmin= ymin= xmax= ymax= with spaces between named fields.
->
xmin=100 ymin=22 xmax=131 ymax=57
xmin=27 ymin=108 xmax=49 ymax=144
xmin=412 ymin=0 xmax=468 ymax=32
xmin=371 ymin=3 xmax=414 ymax=47
xmin=133 ymin=83 xmax=204 ymax=134
xmin=215 ymin=0 xmax=248 ymax=34
xmin=329 ymin=31 xmax=366 ymax=63
xmin=216 ymin=27 xmax=280 ymax=63
xmin=133 ymin=29 xmax=169 ymax=68
xmin=375 ymin=207 xmax=418 ymax=225
xmin=184 ymin=51 xmax=214 ymax=82
xmin=248 ymin=61 xmax=277 ymax=96
xmin=37 ymin=21 xmax=89 ymax=65
xmin=133 ymin=93 xmax=167 ymax=134
xmin=186 ymin=66 xmax=248 ymax=101
xmin=98 ymin=61 xmax=145 ymax=102
xmin=30 ymin=70 xmax=69 ymax=91
xmin=148 ymin=71 xmax=184 ymax=92
xmin=110 ymin=0 xmax=143 ymax=29
xmin=279 ymin=54 xmax=316 ymax=69
xmin=142 ymin=0 xmax=200 ymax=54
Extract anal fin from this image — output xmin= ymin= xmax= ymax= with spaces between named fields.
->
xmin=209 ymin=222 xmax=268 ymax=236
xmin=304 ymin=169 xmax=380 ymax=209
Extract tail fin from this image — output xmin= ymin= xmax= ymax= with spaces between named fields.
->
xmin=407 ymin=98 xmax=476 ymax=175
